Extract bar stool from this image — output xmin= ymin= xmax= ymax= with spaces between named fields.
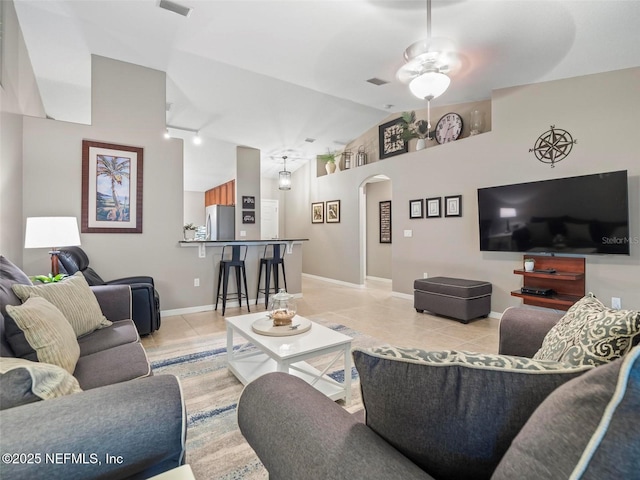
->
xmin=215 ymin=245 xmax=250 ymax=316
xmin=255 ymin=242 xmax=287 ymax=308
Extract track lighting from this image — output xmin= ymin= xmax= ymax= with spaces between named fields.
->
xmin=165 ymin=125 xmax=203 ymax=145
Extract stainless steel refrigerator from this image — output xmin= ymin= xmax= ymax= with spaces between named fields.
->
xmin=205 ymin=205 xmax=235 ymax=240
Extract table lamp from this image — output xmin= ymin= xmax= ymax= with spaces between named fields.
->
xmin=24 ymin=217 xmax=81 ymax=276
xmin=499 ymin=208 xmax=517 ymax=233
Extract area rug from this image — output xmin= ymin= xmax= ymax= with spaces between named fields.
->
xmin=145 ymin=320 xmax=384 ymax=480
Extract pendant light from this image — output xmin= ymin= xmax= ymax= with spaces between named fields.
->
xmin=278 ymin=156 xmax=291 ymax=190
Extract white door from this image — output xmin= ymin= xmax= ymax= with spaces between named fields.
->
xmin=261 ymin=199 xmax=279 ymax=239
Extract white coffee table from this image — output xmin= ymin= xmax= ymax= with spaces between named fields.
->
xmin=226 ymin=312 xmax=352 ymax=403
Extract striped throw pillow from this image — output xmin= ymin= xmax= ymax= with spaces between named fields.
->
xmin=5 ymin=297 xmax=81 ymax=373
xmin=12 ymin=272 xmax=112 ymax=337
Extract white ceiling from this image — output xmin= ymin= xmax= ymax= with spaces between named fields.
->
xmin=14 ymin=0 xmax=640 ymax=191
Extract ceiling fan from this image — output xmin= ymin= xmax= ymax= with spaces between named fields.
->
xmin=396 ymin=0 xmax=461 ymax=135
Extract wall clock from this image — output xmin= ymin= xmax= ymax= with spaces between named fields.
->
xmin=379 ymin=118 xmax=409 ymax=159
xmin=435 ymin=112 xmax=463 ymax=144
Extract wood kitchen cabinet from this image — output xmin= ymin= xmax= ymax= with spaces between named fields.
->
xmin=205 ymin=180 xmax=235 ymax=207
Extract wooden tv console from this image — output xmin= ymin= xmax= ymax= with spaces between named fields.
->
xmin=511 ymin=255 xmax=585 ymax=311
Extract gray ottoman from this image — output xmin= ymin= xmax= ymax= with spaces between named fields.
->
xmin=414 ymin=277 xmax=492 ymax=324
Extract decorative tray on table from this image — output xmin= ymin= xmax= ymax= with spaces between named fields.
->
xmin=251 ymin=316 xmax=311 ymax=337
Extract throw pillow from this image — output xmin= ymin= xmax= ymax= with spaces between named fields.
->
xmin=0 ymin=255 xmax=32 ymax=316
xmin=491 ymin=345 xmax=640 ymax=480
xmin=12 ymin=272 xmax=112 ymax=337
xmin=533 ymin=293 xmax=640 ymax=366
xmin=353 ymin=347 xmax=592 ymax=480
xmin=0 ymin=357 xmax=82 ymax=410
xmin=5 ymin=297 xmax=81 ymax=373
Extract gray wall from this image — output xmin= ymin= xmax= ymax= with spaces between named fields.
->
xmin=0 ymin=0 xmax=45 ymax=265
xmin=366 ymin=181 xmax=392 ymax=280
xmin=183 ymin=190 xmax=205 ymax=227
xmin=18 ymin=55 xmax=226 ymax=311
xmin=236 ymin=146 xmax=261 ymax=239
xmin=289 ymin=68 xmax=640 ymax=311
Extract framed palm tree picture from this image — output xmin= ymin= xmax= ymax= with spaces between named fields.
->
xmin=81 ymin=140 xmax=144 ymax=233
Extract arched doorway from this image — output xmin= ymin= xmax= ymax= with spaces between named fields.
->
xmin=358 ymin=174 xmax=392 ymax=285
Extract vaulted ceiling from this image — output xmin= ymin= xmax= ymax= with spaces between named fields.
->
xmin=14 ymin=0 xmax=640 ymax=191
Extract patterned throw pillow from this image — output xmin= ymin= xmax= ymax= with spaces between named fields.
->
xmin=5 ymin=297 xmax=81 ymax=373
xmin=353 ymin=346 xmax=592 ymax=480
xmin=12 ymin=272 xmax=112 ymax=337
xmin=0 ymin=357 xmax=82 ymax=410
xmin=533 ymin=293 xmax=640 ymax=366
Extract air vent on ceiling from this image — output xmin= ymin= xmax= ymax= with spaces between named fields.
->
xmin=304 ymin=138 xmax=316 ymax=143
xmin=367 ymin=77 xmax=389 ymax=86
xmin=159 ymin=0 xmax=192 ymax=17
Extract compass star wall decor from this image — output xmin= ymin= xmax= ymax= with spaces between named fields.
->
xmin=529 ymin=125 xmax=577 ymax=167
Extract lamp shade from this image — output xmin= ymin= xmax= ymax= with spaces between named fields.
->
xmin=499 ymin=208 xmax=517 ymax=218
xmin=409 ymin=71 xmax=450 ymax=100
xmin=25 ymin=217 xmax=81 ymax=249
xmin=278 ymin=170 xmax=292 ymax=190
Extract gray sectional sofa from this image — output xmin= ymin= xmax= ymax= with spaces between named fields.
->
xmin=238 ymin=303 xmax=639 ymax=480
xmin=0 ymin=256 xmax=186 ymax=479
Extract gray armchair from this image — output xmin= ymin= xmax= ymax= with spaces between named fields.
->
xmin=238 ymin=307 xmax=638 ymax=480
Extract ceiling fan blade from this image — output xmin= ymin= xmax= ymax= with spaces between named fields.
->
xmin=396 ymin=60 xmax=428 ymax=83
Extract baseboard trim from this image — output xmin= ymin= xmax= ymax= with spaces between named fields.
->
xmin=391 ymin=291 xmax=413 ymax=301
xmin=366 ymin=275 xmax=392 ymax=283
xmin=301 ymin=273 xmax=364 ymax=289
xmin=161 ymin=293 xmax=304 ymax=317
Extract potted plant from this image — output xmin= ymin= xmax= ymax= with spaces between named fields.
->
xmin=30 ymin=273 xmax=68 ymax=284
xmin=401 ymin=111 xmax=431 ymax=151
xmin=319 ymin=151 xmax=337 ymax=174
xmin=183 ymin=223 xmax=197 ymax=241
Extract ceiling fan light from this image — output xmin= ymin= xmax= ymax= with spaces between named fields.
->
xmin=409 ymin=71 xmax=450 ymax=100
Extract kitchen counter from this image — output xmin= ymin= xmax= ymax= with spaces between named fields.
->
xmin=178 ymin=239 xmax=308 ymax=300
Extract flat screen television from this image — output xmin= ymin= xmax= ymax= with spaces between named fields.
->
xmin=477 ymin=170 xmax=630 ymax=255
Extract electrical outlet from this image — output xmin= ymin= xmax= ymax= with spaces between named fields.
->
xmin=404 ymin=230 xmax=412 ymax=237
xmin=240 ymin=230 xmax=247 ymax=237
xmin=194 ymin=278 xmax=200 ymax=287
xmin=611 ymin=297 xmax=621 ymax=309
xmin=423 ymin=272 xmax=428 ymax=279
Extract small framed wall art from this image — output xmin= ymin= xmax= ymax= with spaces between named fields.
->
xmin=426 ymin=197 xmax=441 ymax=218
xmin=445 ymin=195 xmax=462 ymax=217
xmin=311 ymin=202 xmax=324 ymax=223
xmin=242 ymin=196 xmax=256 ymax=209
xmin=326 ymin=200 xmax=341 ymax=223
xmin=242 ymin=211 xmax=256 ymax=224
xmin=379 ymin=200 xmax=392 ymax=243
xmin=409 ymin=199 xmax=424 ymax=219
xmin=379 ymin=117 xmax=408 ymax=159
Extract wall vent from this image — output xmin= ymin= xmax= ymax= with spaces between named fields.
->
xmin=159 ymin=0 xmax=192 ymax=18
xmin=366 ymin=77 xmax=389 ymax=86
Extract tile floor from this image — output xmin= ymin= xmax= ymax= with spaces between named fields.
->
xmin=142 ymin=276 xmax=500 ymax=353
